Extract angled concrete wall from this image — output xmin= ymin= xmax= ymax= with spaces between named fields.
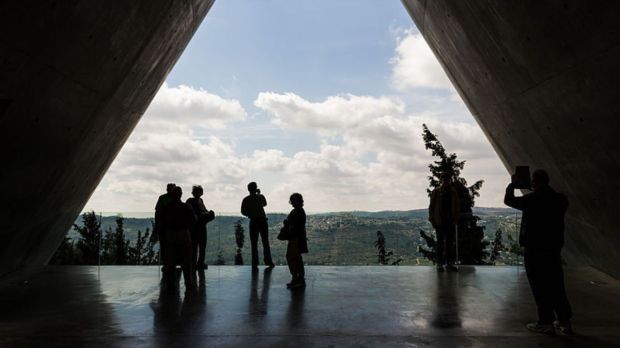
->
xmin=0 ymin=1 xmax=214 ymax=277
xmin=403 ymin=0 xmax=620 ymax=276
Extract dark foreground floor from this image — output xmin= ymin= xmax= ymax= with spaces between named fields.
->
xmin=0 ymin=266 xmax=618 ymax=347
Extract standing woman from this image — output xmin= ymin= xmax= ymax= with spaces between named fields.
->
xmin=285 ymin=193 xmax=308 ymax=288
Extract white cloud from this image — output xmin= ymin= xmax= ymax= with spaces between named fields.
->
xmin=148 ymin=82 xmax=247 ymax=128
xmin=86 ymin=28 xmax=508 ymax=214
xmin=391 ymin=29 xmax=453 ymax=90
xmin=254 ymin=92 xmax=404 ymax=134
xmin=86 ymin=84 xmax=250 ymax=212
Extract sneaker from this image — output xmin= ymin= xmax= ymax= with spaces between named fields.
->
xmin=288 ymin=280 xmax=306 ymax=289
xmin=446 ymin=264 xmax=459 ymax=272
xmin=526 ymin=322 xmax=555 ymax=335
xmin=266 ymin=263 xmax=275 ymax=269
xmin=436 ymin=265 xmax=445 ymax=272
xmin=553 ymin=320 xmax=574 ymax=335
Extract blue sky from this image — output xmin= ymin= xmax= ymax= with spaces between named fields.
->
xmin=86 ymin=0 xmax=507 ymax=213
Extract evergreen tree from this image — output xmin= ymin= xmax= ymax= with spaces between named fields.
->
xmin=101 ymin=226 xmax=115 ymax=264
xmin=50 ymin=233 xmax=76 ymax=264
xmin=234 ymin=219 xmax=245 ymax=265
xmin=142 ymin=223 xmax=160 ymax=265
xmin=374 ymin=231 xmax=402 ymax=265
xmin=128 ymin=230 xmax=147 ymax=265
xmin=74 ymin=211 xmax=102 ymax=265
xmin=215 ymin=250 xmax=226 ymax=265
xmin=488 ymin=229 xmax=504 ymax=265
xmin=112 ymin=215 xmax=130 ymax=265
xmin=419 ymin=124 xmax=490 ymax=264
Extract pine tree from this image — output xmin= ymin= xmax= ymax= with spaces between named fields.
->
xmin=419 ymin=124 xmax=490 ymax=264
xmin=128 ymin=230 xmax=147 ymax=265
xmin=101 ymin=226 xmax=115 ymax=264
xmin=374 ymin=231 xmax=402 ymax=265
xmin=142 ymin=223 xmax=160 ymax=265
xmin=234 ymin=219 xmax=245 ymax=265
xmin=50 ymin=233 xmax=76 ymax=264
xmin=112 ymin=215 xmax=130 ymax=265
xmin=215 ymin=250 xmax=226 ymax=265
xmin=74 ymin=211 xmax=102 ymax=265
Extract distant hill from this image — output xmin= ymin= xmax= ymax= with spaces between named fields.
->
xmin=67 ymin=208 xmax=521 ymax=266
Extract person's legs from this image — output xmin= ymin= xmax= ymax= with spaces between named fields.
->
xmin=159 ymin=230 xmax=168 ymax=272
xmin=180 ymin=230 xmax=196 ymax=290
xmin=525 ymin=252 xmax=555 ymax=324
xmin=286 ymin=240 xmax=296 ymax=278
xmin=435 ymin=226 xmax=447 ymax=266
xmin=249 ymin=220 xmax=259 ymax=268
xmin=163 ymin=235 xmax=177 ymax=289
xmin=258 ymin=218 xmax=274 ymax=265
xmin=445 ymin=224 xmax=456 ymax=265
xmin=190 ymin=229 xmax=199 ymax=272
xmin=549 ymin=252 xmax=572 ymax=324
xmin=197 ymin=228 xmax=207 ymax=268
xmin=286 ymin=239 xmax=303 ymax=286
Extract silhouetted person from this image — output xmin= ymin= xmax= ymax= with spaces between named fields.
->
xmin=186 ymin=185 xmax=214 ymax=272
xmin=504 ymin=169 xmax=572 ymax=335
xmin=284 ymin=193 xmax=308 ymax=288
xmin=162 ymin=186 xmax=197 ymax=292
xmin=153 ymin=183 xmax=176 ymax=275
xmin=241 ymin=182 xmax=274 ymax=270
xmin=429 ymin=173 xmax=460 ymax=272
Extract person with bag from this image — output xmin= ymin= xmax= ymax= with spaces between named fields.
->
xmin=186 ymin=185 xmax=215 ymax=272
xmin=281 ymin=193 xmax=308 ymax=289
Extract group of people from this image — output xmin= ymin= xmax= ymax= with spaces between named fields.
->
xmin=430 ymin=169 xmax=573 ymax=335
xmin=154 ymin=169 xmax=572 ymax=334
xmin=152 ymin=181 xmax=308 ymax=291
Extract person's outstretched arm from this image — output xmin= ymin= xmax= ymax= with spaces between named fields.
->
xmin=504 ymin=183 xmax=526 ymax=211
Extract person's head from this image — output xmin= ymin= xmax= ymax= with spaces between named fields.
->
xmin=531 ymin=169 xmax=549 ymax=191
xmin=192 ymin=185 xmax=203 ymax=198
xmin=171 ymin=186 xmax=183 ymax=200
xmin=166 ymin=183 xmax=176 ymax=193
xmin=440 ymin=173 xmax=452 ymax=187
xmin=289 ymin=193 xmax=304 ymax=208
xmin=247 ymin=182 xmax=258 ymax=194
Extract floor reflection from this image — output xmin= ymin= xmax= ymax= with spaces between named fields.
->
xmin=286 ymin=286 xmax=306 ymax=329
xmin=151 ymin=270 xmax=207 ymax=346
xmin=248 ymin=267 xmax=272 ymax=331
xmin=430 ymin=273 xmax=462 ymax=329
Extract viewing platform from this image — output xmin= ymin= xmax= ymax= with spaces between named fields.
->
xmin=1 ymin=266 xmax=619 ymax=347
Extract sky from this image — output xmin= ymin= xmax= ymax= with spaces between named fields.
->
xmin=85 ymin=0 xmax=509 ymax=214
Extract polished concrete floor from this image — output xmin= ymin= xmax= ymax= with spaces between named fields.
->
xmin=0 ymin=266 xmax=619 ymax=347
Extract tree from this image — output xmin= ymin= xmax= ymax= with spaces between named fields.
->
xmin=374 ymin=231 xmax=402 ymax=265
xmin=128 ymin=229 xmax=148 ymax=265
xmin=74 ymin=211 xmax=102 ymax=265
xmin=215 ymin=250 xmax=226 ymax=265
xmin=419 ymin=124 xmax=490 ymax=264
xmin=50 ymin=233 xmax=76 ymax=265
xmin=488 ymin=229 xmax=504 ymax=265
xmin=234 ymin=219 xmax=245 ymax=265
xmin=101 ymin=226 xmax=115 ymax=264
xmin=112 ymin=215 xmax=130 ymax=264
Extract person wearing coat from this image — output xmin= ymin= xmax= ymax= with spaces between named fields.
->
xmin=284 ymin=193 xmax=308 ymax=288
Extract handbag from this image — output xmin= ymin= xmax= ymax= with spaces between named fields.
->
xmin=277 ymin=220 xmax=292 ymax=241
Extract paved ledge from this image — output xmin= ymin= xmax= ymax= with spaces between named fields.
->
xmin=0 ymin=266 xmax=618 ymax=347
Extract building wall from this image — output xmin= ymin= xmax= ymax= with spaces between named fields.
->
xmin=0 ymin=0 xmax=214 ymax=277
xmin=403 ymin=0 xmax=620 ymax=276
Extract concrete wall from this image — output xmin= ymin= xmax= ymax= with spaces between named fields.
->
xmin=402 ymin=0 xmax=620 ymax=276
xmin=0 ymin=0 xmax=214 ymax=277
